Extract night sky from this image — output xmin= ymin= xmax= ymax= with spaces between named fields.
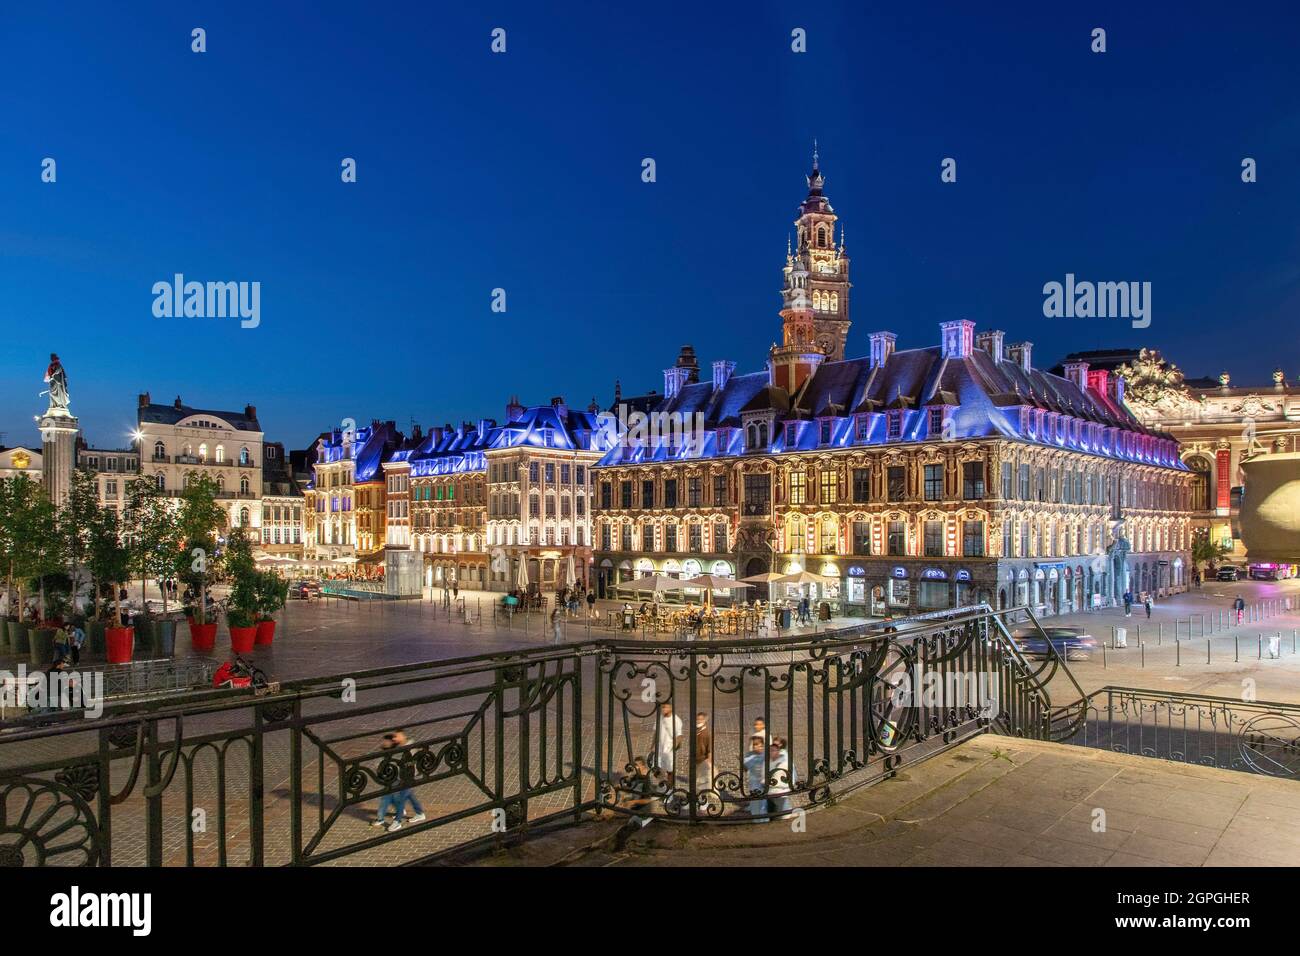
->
xmin=3 ymin=1 xmax=1298 ymax=452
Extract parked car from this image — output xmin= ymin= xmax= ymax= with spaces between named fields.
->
xmin=1216 ymin=566 xmax=1242 ymax=582
xmin=1010 ymin=626 xmax=1097 ymax=661
xmin=1248 ymin=565 xmax=1279 ymax=581
xmin=288 ymin=580 xmax=321 ymax=600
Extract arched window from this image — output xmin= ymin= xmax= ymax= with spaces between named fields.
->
xmin=217 ymin=475 xmax=226 ymax=492
xmin=215 ymin=445 xmax=225 ymax=463
xmin=153 ymin=441 xmax=165 ymax=460
xmin=813 ymin=291 xmax=823 ymax=311
xmin=817 ymin=226 xmax=827 ymax=247
xmin=198 ymin=443 xmax=208 ymax=462
xmin=830 ymin=292 xmax=838 ymax=312
xmin=239 ymin=507 xmax=250 ymax=526
xmin=240 ymin=476 xmax=250 ymax=495
xmin=1185 ymin=455 xmax=1212 ymax=512
xmin=239 ymin=447 xmax=250 ymax=466
xmin=758 ymin=423 xmax=769 ymax=447
xmin=155 ymin=473 xmax=166 ymax=491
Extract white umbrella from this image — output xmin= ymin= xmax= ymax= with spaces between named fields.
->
xmin=620 ymin=574 xmax=688 ymax=594
xmin=740 ymin=571 xmax=786 ymax=603
xmin=515 ymin=557 xmax=529 ymax=591
xmin=566 ymin=554 xmax=578 ymax=589
xmin=773 ymin=570 xmax=838 ymax=586
xmin=681 ymin=574 xmax=752 ymax=608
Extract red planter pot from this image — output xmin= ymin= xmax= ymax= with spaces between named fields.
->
xmin=189 ymin=621 xmax=218 ymax=652
xmin=229 ymin=626 xmax=257 ymax=655
xmin=105 ymin=626 xmax=134 ymax=664
xmin=255 ymin=619 xmax=276 ymax=645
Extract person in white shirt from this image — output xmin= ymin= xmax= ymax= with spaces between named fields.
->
xmin=653 ymin=703 xmax=683 ymax=784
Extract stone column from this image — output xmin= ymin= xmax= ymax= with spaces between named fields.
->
xmin=39 ymin=412 xmax=79 ymax=507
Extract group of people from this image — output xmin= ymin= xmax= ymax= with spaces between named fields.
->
xmin=637 ymin=704 xmax=796 ymax=821
xmin=1121 ymin=590 xmax=1156 ymax=618
xmin=370 ymin=730 xmax=427 ymax=832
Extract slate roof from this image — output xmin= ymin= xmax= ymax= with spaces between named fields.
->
xmin=139 ymin=402 xmax=261 ymax=431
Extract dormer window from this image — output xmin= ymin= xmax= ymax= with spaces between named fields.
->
xmin=785 ymin=422 xmax=799 ymax=446
xmin=927 ymin=408 xmax=945 ymax=437
xmin=819 ymin=419 xmax=833 ymax=445
xmin=854 ymin=415 xmax=871 ymax=442
xmin=887 ymin=411 xmax=902 ymax=441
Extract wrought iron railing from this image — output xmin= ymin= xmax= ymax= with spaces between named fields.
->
xmin=1053 ymin=686 xmax=1300 ymax=778
xmin=0 ymin=605 xmax=1074 ymax=867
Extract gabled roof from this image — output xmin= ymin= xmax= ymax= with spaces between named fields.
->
xmin=139 ymin=402 xmax=260 ymax=431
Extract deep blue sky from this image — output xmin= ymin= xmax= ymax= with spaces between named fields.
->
xmin=3 ymin=1 xmax=1299 ymax=452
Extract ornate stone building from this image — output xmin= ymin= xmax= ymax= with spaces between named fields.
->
xmin=484 ymin=397 xmax=606 ymax=594
xmin=591 ymin=161 xmax=1195 ymax=617
xmin=259 ymin=441 xmax=304 ymax=559
xmin=136 ymin=393 xmax=263 ymax=533
xmin=1061 ymin=348 xmax=1300 ymax=565
xmin=76 ymin=440 xmax=139 ymax=513
xmin=308 ymin=420 xmax=403 ymax=566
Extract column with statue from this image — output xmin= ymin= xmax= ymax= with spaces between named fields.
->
xmin=38 ymin=353 xmax=79 ymax=506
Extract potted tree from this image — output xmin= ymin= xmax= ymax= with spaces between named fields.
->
xmin=169 ymin=476 xmax=225 ymax=652
xmin=255 ymin=570 xmax=288 ymax=644
xmin=4 ymin=474 xmax=56 ymax=655
xmin=224 ymin=528 xmax=259 ymax=654
xmin=84 ymin=502 xmax=130 ymax=659
xmin=124 ymin=477 xmax=184 ymax=656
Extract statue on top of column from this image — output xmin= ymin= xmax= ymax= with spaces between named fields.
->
xmin=43 ymin=353 xmax=70 ymax=414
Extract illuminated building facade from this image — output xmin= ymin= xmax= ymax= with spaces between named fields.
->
xmin=309 ymin=420 xmax=403 ymax=565
xmin=484 ymin=397 xmax=606 ymax=593
xmin=1062 ymin=349 xmax=1300 ymax=565
xmin=76 ymin=440 xmax=139 ymax=513
xmin=591 ymin=159 xmax=1195 ymax=617
xmin=136 ymin=393 xmax=263 ymax=533
xmin=407 ymin=420 xmax=491 ymax=590
xmin=260 ymin=442 xmax=304 ymax=559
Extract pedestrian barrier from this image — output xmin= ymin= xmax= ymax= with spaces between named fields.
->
xmin=0 ymin=603 xmax=1085 ymax=866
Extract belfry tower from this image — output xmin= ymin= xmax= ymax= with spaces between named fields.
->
xmin=781 ymin=144 xmax=851 ymax=361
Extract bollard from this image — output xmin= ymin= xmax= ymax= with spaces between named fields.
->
xmin=1175 ymin=639 xmax=1180 ymax=667
xmin=1235 ymin=634 xmax=1239 ymax=662
xmin=1102 ymin=643 xmax=1106 ymax=669
xmin=1158 ymin=622 xmax=1164 ymax=645
xmin=1258 ymin=634 xmax=1262 ymax=660
xmin=1140 ymin=641 xmax=1145 ymax=668
xmin=1206 ymin=639 xmax=1211 ymax=664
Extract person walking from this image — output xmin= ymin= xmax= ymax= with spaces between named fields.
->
xmin=653 ymin=703 xmax=683 ymax=787
xmin=1234 ymin=594 xmax=1246 ymax=625
xmin=1143 ymin=594 xmax=1153 ymax=619
xmin=551 ymin=606 xmax=563 ymax=645
xmin=1122 ymin=590 xmax=1133 ymax=617
xmin=797 ymin=595 xmax=811 ymax=626
xmin=371 ymin=731 xmax=426 ymax=833
xmin=586 ymin=589 xmax=597 ymax=619
xmin=693 ymin=712 xmax=712 ymax=794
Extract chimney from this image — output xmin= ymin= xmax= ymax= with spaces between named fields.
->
xmin=174 ymin=395 xmax=183 ymax=409
xmin=138 ymin=392 xmax=151 ymax=408
xmin=675 ymin=345 xmax=700 ymax=383
xmin=712 ymin=360 xmax=736 ymax=392
xmin=1006 ymin=342 xmax=1033 ymax=372
xmin=411 ymin=423 xmax=422 ymax=441
xmin=588 ymin=397 xmax=600 ymax=413
xmin=1063 ymin=361 xmax=1089 ymax=390
xmin=939 ymin=319 xmax=975 ymax=359
xmin=868 ymin=331 xmax=897 ymax=369
xmin=975 ymin=330 xmax=1005 ymax=364
xmin=244 ymin=404 xmax=257 ymax=420
xmin=506 ymin=395 xmax=525 ymax=421
xmin=1113 ymin=374 xmax=1126 ymax=406
xmin=1086 ymin=368 xmax=1109 ymax=397
xmin=664 ymin=366 xmax=690 ymax=400
xmin=550 ymin=396 xmax=567 ymax=418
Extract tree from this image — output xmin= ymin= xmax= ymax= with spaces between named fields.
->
xmin=5 ymin=475 xmax=63 ymax=622
xmin=224 ymin=527 xmax=259 ymax=628
xmin=124 ymin=478 xmax=183 ymax=614
xmin=173 ymin=475 xmax=227 ymax=625
xmin=85 ymin=504 xmax=132 ymax=624
xmin=1191 ymin=531 xmax=1231 ymax=573
xmin=60 ymin=469 xmax=103 ymax=616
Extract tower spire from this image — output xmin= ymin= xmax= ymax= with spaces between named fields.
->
xmin=813 ymin=139 xmax=819 ymax=171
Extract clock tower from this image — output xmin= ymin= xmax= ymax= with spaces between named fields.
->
xmin=781 ymin=145 xmax=851 ymax=361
